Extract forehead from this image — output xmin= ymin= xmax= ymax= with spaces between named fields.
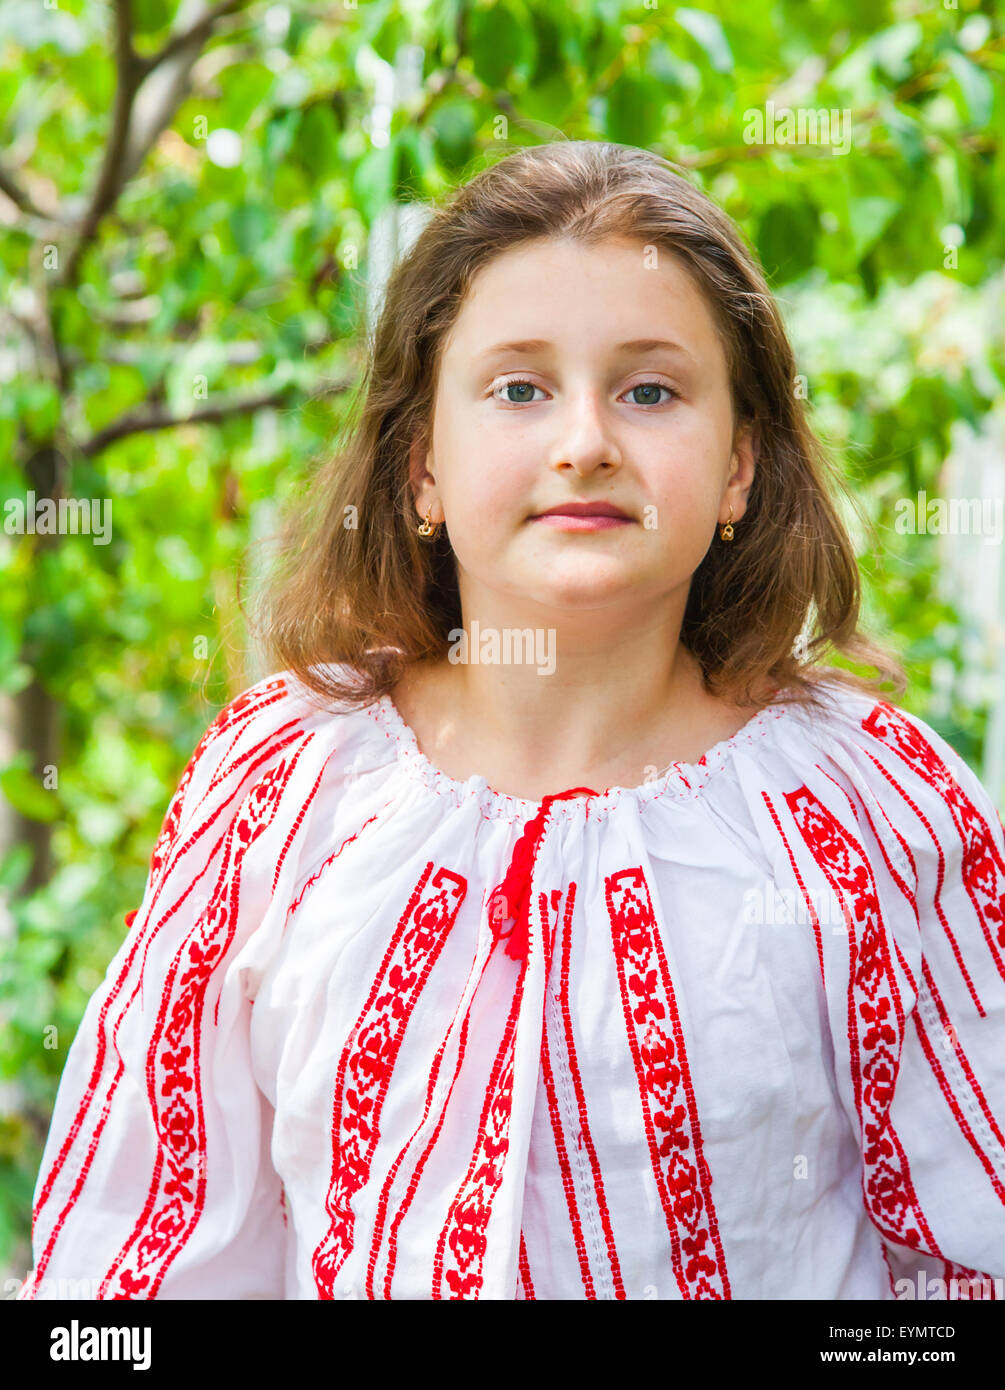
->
xmin=442 ymin=236 xmax=725 ymax=363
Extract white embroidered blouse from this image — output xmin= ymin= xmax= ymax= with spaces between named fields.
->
xmin=18 ymin=665 xmax=1005 ymax=1300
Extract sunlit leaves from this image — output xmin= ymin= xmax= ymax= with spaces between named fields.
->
xmin=676 ymin=8 xmax=734 ymax=75
xmin=469 ymin=0 xmax=538 ymax=89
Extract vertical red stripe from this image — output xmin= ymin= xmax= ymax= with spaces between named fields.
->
xmin=518 ymin=1228 xmax=536 ymax=1299
xmin=606 ymin=866 xmax=730 ymax=1299
xmin=552 ymin=883 xmax=626 ymax=1298
xmin=311 ymin=862 xmax=466 ymax=1298
xmin=785 ymin=785 xmax=938 ymax=1255
xmin=367 ymin=911 xmax=493 ymax=1298
xmin=863 ymin=703 xmax=1005 ymax=989
xmin=104 ymin=749 xmax=307 ymax=1297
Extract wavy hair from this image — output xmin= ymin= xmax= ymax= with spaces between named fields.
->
xmin=246 ymin=139 xmax=905 ymax=716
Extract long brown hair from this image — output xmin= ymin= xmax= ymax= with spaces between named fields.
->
xmin=245 ymin=139 xmax=905 ymax=716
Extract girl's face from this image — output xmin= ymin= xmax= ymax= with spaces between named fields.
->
xmin=410 ymin=235 xmax=755 ymax=629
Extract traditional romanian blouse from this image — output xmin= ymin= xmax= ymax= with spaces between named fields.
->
xmin=18 ymin=665 xmax=1005 ymax=1300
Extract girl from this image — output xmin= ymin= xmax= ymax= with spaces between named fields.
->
xmin=20 ymin=141 xmax=1005 ymax=1300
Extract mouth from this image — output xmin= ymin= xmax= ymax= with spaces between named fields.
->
xmin=530 ymin=502 xmax=633 ymax=530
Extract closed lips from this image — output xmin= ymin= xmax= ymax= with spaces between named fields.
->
xmin=534 ymin=502 xmax=630 ymax=518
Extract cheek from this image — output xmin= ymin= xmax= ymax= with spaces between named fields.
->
xmin=647 ymin=447 xmax=722 ymax=522
xmin=451 ymin=448 xmax=536 ymax=529
xmin=655 ymin=400 xmax=733 ymax=479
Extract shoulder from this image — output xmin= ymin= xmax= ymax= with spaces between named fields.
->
xmin=153 ymin=664 xmax=379 ymax=868
xmin=797 ymin=677 xmax=990 ymax=792
xmin=174 ymin=670 xmax=321 ymax=805
xmin=779 ymin=675 xmax=1002 ymax=855
xmin=193 ymin=662 xmax=376 ymax=758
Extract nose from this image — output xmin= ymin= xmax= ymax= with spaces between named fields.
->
xmin=547 ymin=389 xmax=623 ymax=476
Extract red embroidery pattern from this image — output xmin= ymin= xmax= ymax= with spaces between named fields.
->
xmin=852 ymin=745 xmax=984 ymax=1016
xmin=101 ymin=751 xmax=302 ymax=1297
xmin=518 ymin=1229 xmax=536 ymax=1300
xmin=29 ymin=681 xmax=301 ymax=1297
xmin=785 ymin=785 xmax=938 ymax=1254
xmin=605 ymin=866 xmax=730 ymax=1299
xmin=812 ymin=765 xmax=1005 ymax=1293
xmin=544 ymin=883 xmax=626 ymax=1299
xmin=862 ymin=703 xmax=1005 ymax=984
xmin=761 ymin=793 xmax=828 ymax=975
xmin=311 ymin=863 xmax=466 ymax=1299
xmin=820 ymin=769 xmax=1005 ymax=1196
xmin=431 ymin=795 xmax=592 ymax=1300
xmin=540 ymin=972 xmax=596 ymax=1296
xmin=432 ymin=942 xmax=527 ymax=1299
xmin=943 ymin=1259 xmax=999 ymax=1299
xmin=148 ymin=679 xmax=288 ymax=887
xmin=368 ymin=914 xmax=492 ymax=1299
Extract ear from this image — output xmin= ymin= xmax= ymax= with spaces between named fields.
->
xmin=409 ymin=430 xmax=436 ymax=518
xmin=728 ymin=417 xmax=756 ymax=522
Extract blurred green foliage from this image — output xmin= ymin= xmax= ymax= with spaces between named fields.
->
xmin=0 ymin=0 xmax=1002 ymax=1280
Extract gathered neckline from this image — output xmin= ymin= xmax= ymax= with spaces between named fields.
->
xmin=367 ymin=686 xmax=800 ymax=823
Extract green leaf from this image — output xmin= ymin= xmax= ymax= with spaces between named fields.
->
xmin=521 ymin=70 xmax=576 ymax=122
xmin=0 ymin=762 xmax=60 ymax=823
xmin=933 ymin=149 xmax=969 ymax=226
xmin=869 ymin=22 xmax=923 ymax=82
xmin=675 ymin=8 xmax=733 ymax=75
xmin=944 ymin=51 xmax=993 ymax=129
xmin=848 ymin=196 xmax=900 ymax=260
xmin=353 ymin=143 xmax=396 ymax=225
xmin=530 ymin=9 xmax=563 ymax=85
xmin=880 ymin=103 xmax=925 ymax=168
xmin=230 ymin=203 xmax=271 ymax=257
xmin=297 ymin=104 xmax=340 ymax=179
xmin=132 ymin=0 xmax=174 ymax=37
xmin=375 ymin=18 xmax=412 ymax=63
xmin=469 ymin=2 xmax=535 ymax=88
xmin=429 ymin=101 xmax=477 ymax=171
xmin=265 ymin=110 xmax=300 ymax=168
xmin=647 ymin=42 xmax=700 ymax=93
xmin=217 ymin=63 xmax=275 ymax=130
xmin=0 ymin=844 xmax=32 ymax=893
xmin=756 ymin=202 xmax=818 ymax=284
xmin=393 ymin=128 xmax=433 ymax=200
xmin=605 ymin=73 xmax=662 ymax=147
xmin=18 ymin=381 xmax=60 ymax=439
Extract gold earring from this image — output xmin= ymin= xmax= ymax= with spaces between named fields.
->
xmin=417 ymin=506 xmax=441 ymax=539
xmin=720 ymin=505 xmax=734 ymax=542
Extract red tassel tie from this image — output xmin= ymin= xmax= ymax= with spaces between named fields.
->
xmin=489 ymin=786 xmax=597 ymax=962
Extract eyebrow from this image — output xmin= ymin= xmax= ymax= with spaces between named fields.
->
xmin=476 ymin=338 xmax=697 ymax=364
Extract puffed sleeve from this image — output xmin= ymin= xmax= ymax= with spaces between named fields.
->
xmin=829 ymin=699 xmax=1005 ymax=1298
xmin=17 ymin=674 xmax=319 ymax=1300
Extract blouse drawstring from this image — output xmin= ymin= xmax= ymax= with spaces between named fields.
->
xmin=489 ymin=787 xmax=598 ymax=962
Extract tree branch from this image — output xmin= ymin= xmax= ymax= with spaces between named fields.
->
xmin=54 ymin=0 xmax=144 ymax=291
xmin=135 ymin=0 xmax=249 ymax=78
xmin=0 ymin=162 xmax=69 ymax=224
xmin=54 ymin=0 xmax=254 ymax=292
xmin=78 ymin=375 xmax=354 ymax=458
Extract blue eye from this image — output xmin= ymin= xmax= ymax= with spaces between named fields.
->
xmin=626 ymin=383 xmax=675 ymax=406
xmin=497 ymin=381 xmax=544 ymax=404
